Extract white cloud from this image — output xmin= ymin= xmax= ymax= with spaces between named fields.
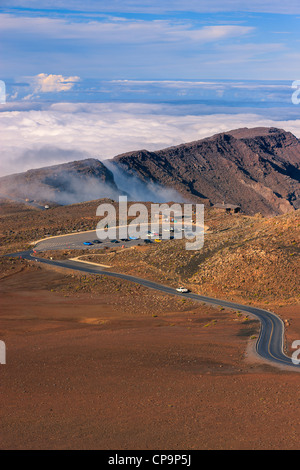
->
xmin=32 ymin=74 xmax=81 ymax=93
xmin=1 ymin=102 xmax=300 ymax=177
xmin=20 ymin=73 xmax=81 ymax=101
xmin=0 ymin=13 xmax=253 ymax=45
xmin=2 ymin=12 xmax=296 ymax=79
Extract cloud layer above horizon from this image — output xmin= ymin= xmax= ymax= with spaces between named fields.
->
xmin=1 ymin=101 xmax=300 ymax=177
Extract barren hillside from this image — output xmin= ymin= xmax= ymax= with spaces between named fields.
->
xmin=112 ymin=127 xmax=300 ymax=215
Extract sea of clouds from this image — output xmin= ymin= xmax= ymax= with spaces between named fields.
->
xmin=1 ymin=101 xmax=300 ymax=178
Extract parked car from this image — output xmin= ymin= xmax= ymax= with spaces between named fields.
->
xmin=176 ymin=287 xmax=189 ymax=293
xmin=155 ymin=239 xmax=162 ymax=243
xmin=92 ymin=239 xmax=102 ymax=244
xmin=83 ymin=241 xmax=93 ymax=246
xmin=144 ymin=239 xmax=152 ymax=244
xmin=111 ymin=239 xmax=119 ymax=243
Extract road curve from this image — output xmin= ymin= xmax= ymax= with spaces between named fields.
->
xmin=8 ymin=250 xmax=299 ymax=371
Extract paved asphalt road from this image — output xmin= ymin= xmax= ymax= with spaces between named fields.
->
xmin=34 ymin=230 xmax=147 ymax=251
xmin=33 ymin=228 xmax=180 ymax=251
xmin=7 ymin=249 xmax=299 ymax=371
xmin=32 ymin=223 xmax=195 ymax=251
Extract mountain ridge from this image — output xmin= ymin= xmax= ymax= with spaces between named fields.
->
xmin=0 ymin=158 xmax=121 ymax=206
xmin=0 ymin=126 xmax=299 ymax=215
xmin=111 ymin=126 xmax=300 ymax=215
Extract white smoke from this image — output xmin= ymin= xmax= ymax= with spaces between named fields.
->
xmin=106 ymin=161 xmax=186 ymax=202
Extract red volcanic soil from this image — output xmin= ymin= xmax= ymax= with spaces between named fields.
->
xmin=1 ymin=266 xmax=300 ymax=450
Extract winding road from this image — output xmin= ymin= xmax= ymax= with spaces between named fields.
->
xmin=8 ymin=249 xmax=299 ymax=371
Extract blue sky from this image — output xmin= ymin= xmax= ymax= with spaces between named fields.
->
xmin=1 ymin=1 xmax=300 ymax=176
xmin=1 ymin=1 xmax=300 ymax=83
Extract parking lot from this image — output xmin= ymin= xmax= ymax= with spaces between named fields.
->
xmin=33 ymin=228 xmax=178 ymax=252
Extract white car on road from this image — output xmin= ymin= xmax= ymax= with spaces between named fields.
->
xmin=176 ymin=286 xmax=190 ymax=293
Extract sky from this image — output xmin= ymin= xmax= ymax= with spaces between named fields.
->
xmin=2 ymin=1 xmax=300 ymax=80
xmin=1 ymin=1 xmax=300 ymax=176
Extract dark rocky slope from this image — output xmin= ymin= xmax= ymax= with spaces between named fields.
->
xmin=111 ymin=127 xmax=300 ymax=215
xmin=1 ymin=127 xmax=299 ymax=215
xmin=0 ymin=159 xmax=120 ymax=205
